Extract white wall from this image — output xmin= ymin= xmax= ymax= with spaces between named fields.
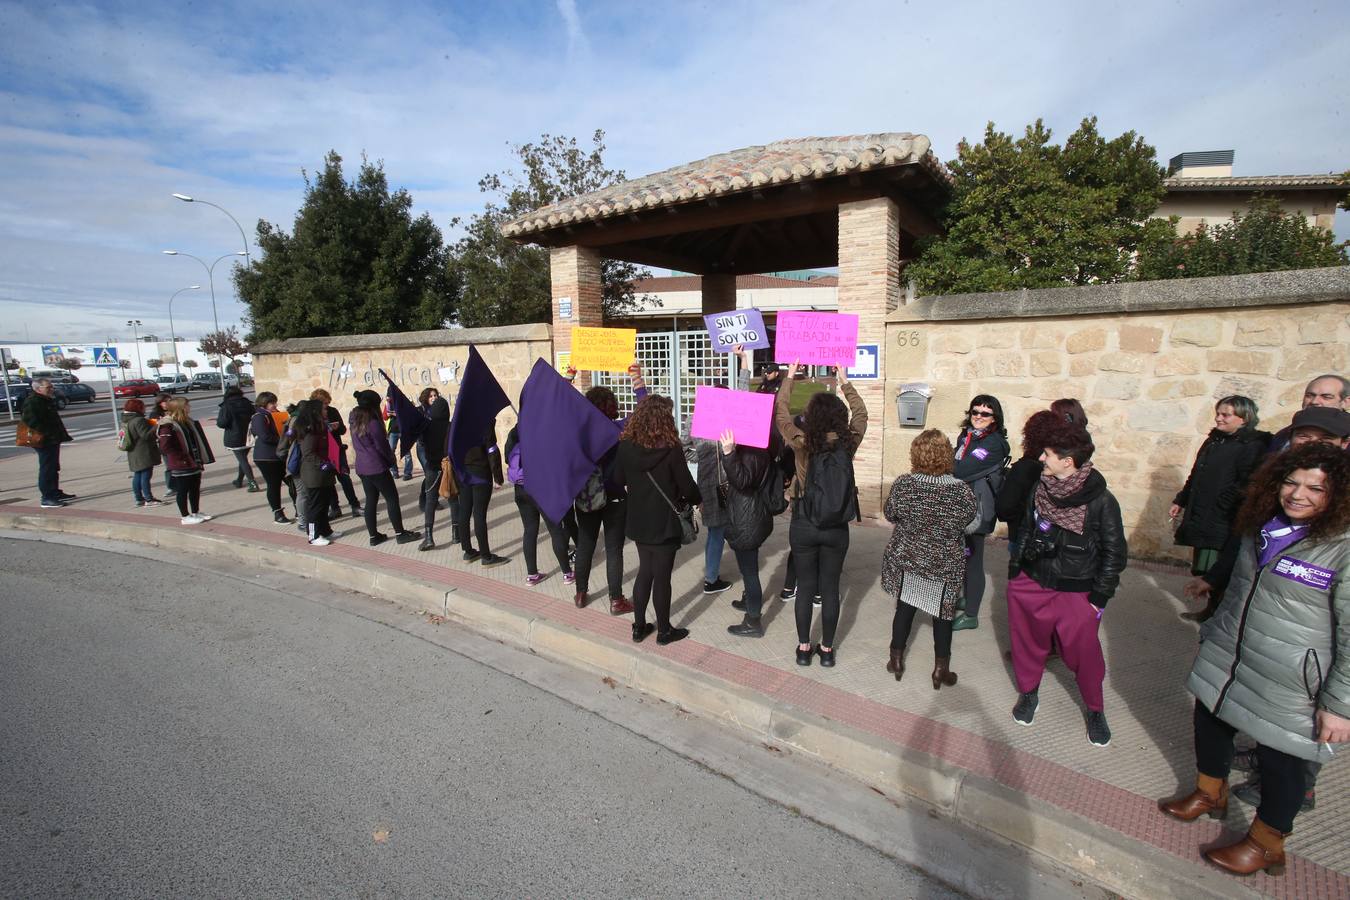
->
xmin=1 ymin=341 xmax=252 ymax=384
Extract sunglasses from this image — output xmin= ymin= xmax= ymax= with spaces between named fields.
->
xmin=968 ymin=409 xmax=995 ymax=418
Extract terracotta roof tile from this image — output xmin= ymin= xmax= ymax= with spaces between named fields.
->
xmin=1163 ymin=174 xmax=1347 ymax=191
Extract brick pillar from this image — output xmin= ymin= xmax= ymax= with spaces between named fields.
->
xmin=838 ymin=197 xmax=900 ymax=517
xmin=550 ymin=245 xmax=604 ymax=389
xmin=700 ymin=273 xmax=737 ymax=316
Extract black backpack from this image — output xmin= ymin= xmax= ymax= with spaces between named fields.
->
xmin=797 ymin=443 xmax=859 ymax=528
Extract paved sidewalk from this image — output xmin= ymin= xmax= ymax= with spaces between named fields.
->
xmin=3 ymin=437 xmax=1346 ymax=899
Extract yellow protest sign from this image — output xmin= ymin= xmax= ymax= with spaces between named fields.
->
xmin=570 ymin=326 xmax=637 ymax=372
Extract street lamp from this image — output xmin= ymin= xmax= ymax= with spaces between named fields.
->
xmin=162 ymin=249 xmax=245 ymax=380
xmin=171 ymin=194 xmax=251 ymax=266
xmin=168 ymin=285 xmax=201 ymax=376
xmin=127 ymin=319 xmax=144 ymax=378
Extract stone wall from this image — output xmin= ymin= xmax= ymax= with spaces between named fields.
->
xmin=249 ymin=324 xmax=553 ymax=436
xmin=881 ymin=267 xmax=1350 ymax=561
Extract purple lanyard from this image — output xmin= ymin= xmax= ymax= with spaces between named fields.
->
xmin=1256 ymin=516 xmax=1307 ymax=569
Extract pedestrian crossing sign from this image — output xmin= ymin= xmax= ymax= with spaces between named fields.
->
xmin=92 ymin=346 xmax=120 ymax=367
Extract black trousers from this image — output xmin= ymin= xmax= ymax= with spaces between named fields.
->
xmin=789 ymin=517 xmax=849 ymax=646
xmin=514 ymin=488 xmax=571 ymax=576
xmin=420 ymin=467 xmax=459 ymax=533
xmin=306 ymin=485 xmax=333 ymax=539
xmin=633 ymin=540 xmax=679 ymax=632
xmin=172 ymin=472 xmax=201 ymax=516
xmin=1193 ymin=700 xmax=1306 ymax=833
xmin=575 ymin=499 xmax=627 ymax=598
xmin=891 ymin=601 xmax=954 ymax=659
xmin=255 ymin=459 xmax=295 ymax=513
xmin=359 ymin=472 xmax=406 ymax=536
xmin=456 ymin=482 xmax=493 ymax=554
xmin=963 ymin=535 xmax=988 ymax=617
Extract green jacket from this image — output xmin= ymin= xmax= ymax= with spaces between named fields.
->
xmin=122 ymin=411 xmax=162 ymax=472
xmin=20 ymin=392 xmax=72 ymax=447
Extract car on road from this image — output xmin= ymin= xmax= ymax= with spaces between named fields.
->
xmin=156 ymin=374 xmax=191 ymax=394
xmin=189 ymin=372 xmax=225 ymax=391
xmin=115 ymin=379 xmax=162 ymax=399
xmin=53 ymin=382 xmax=98 ymax=409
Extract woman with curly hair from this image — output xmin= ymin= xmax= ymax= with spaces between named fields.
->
xmin=998 ymin=408 xmax=1073 ymax=559
xmin=614 ymin=394 xmax=701 ymax=645
xmin=1160 ymin=443 xmax=1350 ymax=876
xmin=882 ymin=429 xmax=976 ymax=688
xmin=774 ymin=361 xmax=867 ymax=667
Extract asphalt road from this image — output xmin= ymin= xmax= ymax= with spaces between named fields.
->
xmin=0 ymin=538 xmax=965 ymax=899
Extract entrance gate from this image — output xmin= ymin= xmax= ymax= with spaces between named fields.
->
xmin=593 ymin=329 xmax=737 ymax=434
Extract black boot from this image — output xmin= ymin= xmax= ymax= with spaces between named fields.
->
xmin=418 ymin=527 xmax=435 ymax=552
xmin=727 ymin=615 xmax=763 ymax=637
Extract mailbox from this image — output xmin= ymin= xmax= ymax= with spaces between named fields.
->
xmin=896 ymin=382 xmax=932 ymax=428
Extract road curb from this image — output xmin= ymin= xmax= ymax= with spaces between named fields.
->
xmin=0 ymin=510 xmax=1292 ymax=900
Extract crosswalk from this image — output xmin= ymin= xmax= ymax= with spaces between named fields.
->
xmin=0 ymin=422 xmax=121 ymax=461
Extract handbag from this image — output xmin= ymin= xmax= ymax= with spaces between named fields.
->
xmin=439 ymin=458 xmax=459 ymax=500
xmin=647 ymin=470 xmax=698 ymax=546
xmin=16 ymin=422 xmax=43 ymax=448
xmin=714 ymin=452 xmax=729 ymax=509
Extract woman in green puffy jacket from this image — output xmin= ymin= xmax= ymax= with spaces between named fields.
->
xmin=1160 ymin=443 xmax=1350 ymax=877
xmin=121 ymin=398 xmax=163 ymax=507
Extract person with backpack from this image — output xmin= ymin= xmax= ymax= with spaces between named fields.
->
xmin=294 ymin=400 xmax=337 ymax=545
xmin=775 ymin=361 xmax=867 ymax=667
xmin=505 ymin=419 xmax=575 ymax=586
xmin=951 ymin=394 xmax=1012 ymax=632
xmin=614 ymin=395 xmax=702 ymax=645
xmin=120 ymin=398 xmax=163 ymax=507
xmin=882 ymin=429 xmax=977 ymax=688
xmin=155 ymin=397 xmax=216 ymax=525
xmin=311 ymin=389 xmax=362 ymax=521
xmin=216 ymin=386 xmax=259 ymax=493
xmin=250 ymin=392 xmax=296 ymax=524
xmin=572 ymin=365 xmax=647 ymax=614
xmin=349 ymin=390 xmax=420 ymax=547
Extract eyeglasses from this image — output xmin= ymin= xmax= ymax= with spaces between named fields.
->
xmin=969 ymin=410 xmax=995 ymax=419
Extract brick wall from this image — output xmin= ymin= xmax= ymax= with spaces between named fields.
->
xmin=551 ymin=246 xmax=604 ymax=389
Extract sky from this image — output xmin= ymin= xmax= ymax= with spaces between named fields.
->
xmin=0 ymin=0 xmax=1346 ymax=344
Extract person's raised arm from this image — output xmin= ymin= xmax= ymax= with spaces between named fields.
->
xmin=839 ymin=375 xmax=868 ymax=443
xmin=775 ymin=361 xmax=804 ymax=448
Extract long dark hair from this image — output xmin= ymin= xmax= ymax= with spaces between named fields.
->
xmin=350 ymin=405 xmax=375 ymax=438
xmin=585 ymin=386 xmax=619 ymax=420
xmin=803 ymin=391 xmax=850 ymax=456
xmin=1234 ymin=443 xmax=1350 ymax=544
xmin=290 ymin=400 xmax=324 ymax=437
xmin=961 ymin=394 xmax=1006 ymax=436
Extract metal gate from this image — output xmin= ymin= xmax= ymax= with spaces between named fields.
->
xmin=593 ymin=329 xmax=736 ymax=433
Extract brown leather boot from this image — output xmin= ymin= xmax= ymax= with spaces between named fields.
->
xmin=931 ymin=657 xmax=958 ymax=690
xmin=574 ymin=590 xmax=589 ymax=609
xmin=1159 ymin=773 xmax=1228 ymax=821
xmin=1204 ymin=817 xmax=1286 ymax=876
xmin=609 ymin=595 xmax=634 ymax=616
xmin=885 ymin=647 xmax=905 ymax=681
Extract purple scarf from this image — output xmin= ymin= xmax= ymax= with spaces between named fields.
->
xmin=1256 ymin=515 xmax=1308 ymax=568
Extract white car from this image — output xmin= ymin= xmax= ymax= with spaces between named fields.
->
xmin=156 ymin=374 xmax=191 ymax=394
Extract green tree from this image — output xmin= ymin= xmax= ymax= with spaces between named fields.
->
xmin=235 ymin=152 xmax=455 ymax=341
xmin=451 ymin=130 xmax=653 ymax=326
xmin=146 ymin=358 xmax=164 ymax=375
xmin=906 ymin=117 xmax=1174 ymax=294
xmin=1135 ymin=196 xmax=1349 ymax=280
xmin=182 ymin=359 xmax=199 ymax=371
xmin=54 ymin=358 xmax=82 ymax=372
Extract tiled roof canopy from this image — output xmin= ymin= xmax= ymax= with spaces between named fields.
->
xmin=503 ymin=133 xmax=949 ymax=238
xmin=1163 ymin=174 xmax=1347 ymax=192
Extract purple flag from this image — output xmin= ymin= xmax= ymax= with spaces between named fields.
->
xmin=380 ymin=370 xmax=427 ymax=457
xmin=519 ymin=358 xmax=621 ymax=523
xmin=448 ymin=345 xmax=511 ymax=471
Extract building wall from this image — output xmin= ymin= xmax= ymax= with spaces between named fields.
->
xmin=248 ymin=324 xmax=552 ymax=436
xmin=1154 ymin=189 xmax=1340 ymax=233
xmin=880 ymin=267 xmax=1350 ymax=561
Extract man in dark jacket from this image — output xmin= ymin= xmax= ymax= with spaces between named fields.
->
xmin=21 ymin=377 xmax=74 ymax=507
xmin=1007 ymin=420 xmax=1127 ymax=747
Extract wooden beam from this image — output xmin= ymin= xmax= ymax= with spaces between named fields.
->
xmin=596 ymin=240 xmax=710 ymax=275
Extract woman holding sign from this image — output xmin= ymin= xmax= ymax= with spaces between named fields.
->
xmin=775 ymin=362 xmax=867 ymax=667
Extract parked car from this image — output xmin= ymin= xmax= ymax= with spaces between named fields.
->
xmin=53 ymin=382 xmax=98 ymax=409
xmin=156 ymin=373 xmax=191 ymax=394
xmin=114 ymin=379 xmax=161 ymax=399
xmin=189 ymin=372 xmax=224 ymax=391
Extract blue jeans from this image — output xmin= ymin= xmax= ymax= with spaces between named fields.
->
xmin=35 ymin=444 xmax=61 ymax=501
xmin=388 ymin=432 xmax=412 ymax=478
xmin=704 ymin=525 xmax=727 ymax=583
xmin=131 ymin=468 xmax=153 ymax=502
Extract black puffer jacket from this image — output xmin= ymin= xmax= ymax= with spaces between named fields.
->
xmin=216 ymin=393 xmax=256 ymax=450
xmin=721 ymin=443 xmax=774 ymax=552
xmin=997 ymin=455 xmax=1043 ymax=543
xmin=1173 ymin=428 xmax=1270 ymax=549
xmin=1010 ymin=468 xmax=1128 ymax=608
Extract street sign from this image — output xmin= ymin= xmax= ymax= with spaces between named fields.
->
xmin=92 ymin=346 xmax=120 ymax=367
xmin=847 ymin=344 xmax=880 ymax=380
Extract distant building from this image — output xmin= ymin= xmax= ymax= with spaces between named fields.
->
xmin=1157 ymin=150 xmax=1344 ymax=234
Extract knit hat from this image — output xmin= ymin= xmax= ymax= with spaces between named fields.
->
xmin=1292 ymin=406 xmax=1350 ymax=438
xmin=352 ymin=389 xmax=382 ymax=411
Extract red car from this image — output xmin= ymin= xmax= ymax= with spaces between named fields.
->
xmin=114 ymin=379 xmax=161 ymax=398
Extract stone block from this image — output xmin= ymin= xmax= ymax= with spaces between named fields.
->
xmin=1066 ymin=327 xmax=1106 ymax=354
xmin=1148 ymin=379 xmax=1208 ymax=400
xmin=1152 ymin=352 xmax=1202 ymax=377
xmin=1019 ymin=325 xmax=1063 ymax=349
xmin=991 ymin=352 xmax=1027 ymax=377
xmin=1233 ymin=319 xmax=1285 ymax=347
xmin=1108 ymin=432 xmax=1155 ymax=455
xmin=931 ymin=358 xmax=962 ymax=382
xmin=1171 ymin=318 xmax=1222 ymax=347
xmin=1206 ymin=350 xmax=1274 ymax=375
xmin=1029 ymin=351 xmax=1061 ymax=377
xmin=1212 ymin=375 xmax=1272 ymax=405
xmin=1032 ymin=379 xmax=1080 ymax=402
xmin=1097 ymin=352 xmax=1146 ymax=374
xmin=1277 ymin=344 xmax=1348 ymax=381
xmin=1093 ymin=375 xmax=1141 ymax=401
xmin=933 ymin=333 xmax=973 ymax=354
xmin=1297 ymin=314 xmax=1347 ymax=344
xmin=1126 ymin=401 xmax=1193 ymax=433
xmin=1118 ymin=324 xmax=1163 ymax=353
xmin=1069 ymin=357 xmax=1096 ymax=377
xmin=977 ymin=329 xmax=1017 ymax=349
xmin=999 ymin=380 xmax=1033 ymax=398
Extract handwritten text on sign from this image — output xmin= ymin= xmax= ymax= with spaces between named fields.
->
xmin=703 ymin=308 xmax=770 ymax=351
xmin=689 ymin=386 xmax=775 ymax=449
xmin=570 ymin=326 xmax=637 ymax=372
xmin=774 ymin=311 xmax=859 ymax=367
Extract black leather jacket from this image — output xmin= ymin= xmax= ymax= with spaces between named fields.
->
xmin=1009 ymin=469 xmax=1128 ymax=608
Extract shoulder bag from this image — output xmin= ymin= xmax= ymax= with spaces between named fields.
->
xmin=647 ymin=470 xmax=698 ymax=546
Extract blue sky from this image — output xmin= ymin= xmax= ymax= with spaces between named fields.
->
xmin=1 ymin=0 xmax=1346 ymax=343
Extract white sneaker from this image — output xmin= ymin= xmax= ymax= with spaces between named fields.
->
xmin=196 ymin=513 xmax=214 ymax=521
xmin=181 ymin=514 xmax=203 ymax=525
xmin=309 ymin=536 xmax=331 ymax=546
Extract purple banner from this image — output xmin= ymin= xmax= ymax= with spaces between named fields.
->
xmin=1272 ymin=556 xmax=1335 ymax=591
xmin=703 ymin=308 xmax=769 ymax=352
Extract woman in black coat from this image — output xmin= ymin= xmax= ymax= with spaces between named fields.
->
xmin=614 ymin=395 xmax=701 ymax=646
xmin=952 ymin=394 xmax=1011 ymax=631
xmin=216 ymin=386 xmax=259 ymax=492
xmin=718 ymin=422 xmax=781 ymax=638
xmin=1169 ymin=395 xmax=1269 ymax=617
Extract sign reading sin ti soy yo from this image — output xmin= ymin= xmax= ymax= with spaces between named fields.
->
xmin=570 ymin=326 xmax=638 ymax=372
xmin=689 ymin=386 xmax=775 ymax=449
xmin=773 ymin=311 xmax=859 ymax=367
xmin=703 ymin=309 xmax=770 ymax=352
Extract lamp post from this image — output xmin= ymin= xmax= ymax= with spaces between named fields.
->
xmin=172 ymin=194 xmax=251 ymax=266
xmin=168 ymin=285 xmax=201 ymax=377
xmin=162 ymin=250 xmax=244 ymax=383
xmin=126 ymin=319 xmax=144 ymax=378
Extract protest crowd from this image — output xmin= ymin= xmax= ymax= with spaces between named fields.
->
xmin=17 ymin=318 xmax=1350 ymax=878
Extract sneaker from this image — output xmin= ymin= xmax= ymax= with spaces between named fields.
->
xmin=273 ymin=510 xmax=291 ymax=524
xmin=462 ymin=548 xmax=482 ymax=562
xmin=779 ymin=586 xmax=796 ymax=601
xmin=727 ymin=617 xmax=763 ymax=637
xmin=1012 ymin=691 xmax=1039 ymax=726
xmin=369 ymin=533 xmax=388 ymax=547
xmin=181 ymin=514 xmax=203 ymax=525
xmin=40 ymin=499 xmax=66 ymax=508
xmin=164 ymin=490 xmax=177 ymax=498
xmin=703 ymin=578 xmax=732 ymax=595
xmin=350 ymin=507 xmax=363 ymax=519
xmin=195 ymin=513 xmax=214 ymax=522
xmin=562 ymin=570 xmax=576 ymax=586
xmin=135 ymin=500 xmax=146 ymax=508
xmin=525 ymin=573 xmax=546 ymax=586
xmin=952 ymin=612 xmax=979 ymax=631
xmin=309 ymin=536 xmax=331 ymax=546
xmin=812 ymin=595 xmax=821 ymax=608
xmin=1085 ymin=711 xmax=1112 ymax=747
xmin=143 ymin=500 xmax=163 ymax=508
xmin=57 ymin=492 xmax=77 ymax=501
xmin=395 ymin=531 xmax=421 ymax=545
xmin=656 ymin=627 xmax=690 ymax=646
xmin=480 ymin=553 xmax=510 ymax=568
xmin=731 ymin=596 xmax=747 ymax=611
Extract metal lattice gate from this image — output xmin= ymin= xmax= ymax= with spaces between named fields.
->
xmin=593 ymin=329 xmax=735 ymax=434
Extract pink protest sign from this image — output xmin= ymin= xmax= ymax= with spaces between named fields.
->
xmin=774 ymin=310 xmax=859 ymax=366
xmin=689 ymin=386 xmax=775 ymax=449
